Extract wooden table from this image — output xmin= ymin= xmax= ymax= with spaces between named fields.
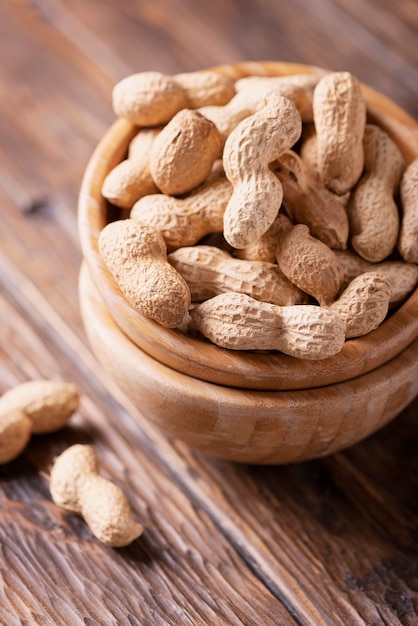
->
xmin=1 ymin=2 xmax=418 ymax=624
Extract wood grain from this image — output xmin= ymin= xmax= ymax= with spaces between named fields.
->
xmin=1 ymin=1 xmax=418 ymax=623
xmin=0 ymin=292 xmax=294 ymax=626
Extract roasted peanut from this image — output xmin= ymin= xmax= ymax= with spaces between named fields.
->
xmin=168 ymin=245 xmax=307 ymax=306
xmin=190 ymin=292 xmax=346 ymax=359
xmin=112 ymin=70 xmax=235 ymax=126
xmin=223 ymin=93 xmax=302 ymax=248
xmin=234 ymin=73 xmax=320 ymax=122
xmin=348 ymin=124 xmax=405 ymax=262
xmin=149 ymin=109 xmax=222 ymax=195
xmin=173 ymin=71 xmax=235 ymax=106
xmin=199 ymin=73 xmax=319 ymax=145
xmin=102 ymin=128 xmax=160 ymax=209
xmin=334 ymin=249 xmax=418 ymax=307
xmin=102 ymin=159 xmax=159 ymax=210
xmin=299 ymin=126 xmax=351 ymax=209
xmin=131 ymin=177 xmax=231 ymax=250
xmin=276 ymin=224 xmax=344 ymax=306
xmin=50 ymin=444 xmax=143 ymax=548
xmin=398 ymin=157 xmax=418 ymax=263
xmin=0 ymin=409 xmax=31 ymax=465
xmin=313 ymin=71 xmax=366 ymax=195
xmin=234 ymin=214 xmax=293 ymax=263
xmin=272 ymin=150 xmax=349 ymax=249
xmin=199 ymin=89 xmax=262 ymax=146
xmin=98 ymin=219 xmax=191 ymax=328
xmin=328 ymin=273 xmax=392 ymax=338
xmin=0 ymin=380 xmax=79 ymax=464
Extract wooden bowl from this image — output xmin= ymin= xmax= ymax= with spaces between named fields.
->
xmin=78 ymin=61 xmax=418 ymax=462
xmin=79 ymin=263 xmax=418 ymax=464
xmin=78 ymin=61 xmax=418 ymax=391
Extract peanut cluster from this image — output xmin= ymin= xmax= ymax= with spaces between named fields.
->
xmin=99 ymin=68 xmax=418 ymax=360
xmin=0 ymin=380 xmax=142 ymax=547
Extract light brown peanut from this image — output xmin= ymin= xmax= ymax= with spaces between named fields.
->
xmin=199 ymin=73 xmax=319 ymax=145
xmin=313 ymin=71 xmax=366 ymax=195
xmin=334 ymin=249 xmax=418 ymax=306
xmin=223 ymin=93 xmax=302 ymax=248
xmin=299 ymin=126 xmax=351 ymax=209
xmin=0 ymin=380 xmax=79 ymax=464
xmin=348 ymin=124 xmax=405 ymax=262
xmin=328 ymin=272 xmax=392 ymax=338
xmin=50 ymin=444 xmax=143 ymax=548
xmin=174 ymin=71 xmax=236 ymax=107
xmin=276 ymin=224 xmax=344 ymax=306
xmin=299 ymin=126 xmax=322 ymax=182
xmin=168 ymin=245 xmax=307 ymax=306
xmin=199 ymin=89 xmax=263 ymax=146
xmin=190 ymin=292 xmax=346 ymax=359
xmin=98 ymin=219 xmax=191 ymax=328
xmin=102 ymin=127 xmax=160 ymax=209
xmin=234 ymin=214 xmax=293 ymax=263
xmin=149 ymin=109 xmax=222 ymax=195
xmin=0 ymin=409 xmax=31 ymax=465
xmin=131 ymin=177 xmax=231 ymax=250
xmin=398 ymin=157 xmax=418 ymax=263
xmin=272 ymin=150 xmax=349 ymax=249
xmin=234 ymin=73 xmax=320 ymax=122
xmin=112 ymin=70 xmax=235 ymax=126
xmin=128 ymin=127 xmax=162 ymax=158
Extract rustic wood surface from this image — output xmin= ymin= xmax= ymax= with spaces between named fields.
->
xmin=1 ymin=1 xmax=418 ymax=624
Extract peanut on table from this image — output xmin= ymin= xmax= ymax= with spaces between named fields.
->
xmin=0 ymin=380 xmax=79 ymax=465
xmin=0 ymin=380 xmax=142 ymax=548
xmin=50 ymin=444 xmax=143 ymax=548
xmin=99 ymin=67 xmax=418 ymax=359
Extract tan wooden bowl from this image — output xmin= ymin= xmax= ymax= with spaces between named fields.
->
xmin=78 ymin=61 xmax=418 ymax=462
xmin=79 ymin=263 xmax=418 ymax=464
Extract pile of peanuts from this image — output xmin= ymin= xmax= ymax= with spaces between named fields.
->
xmin=99 ymin=68 xmax=418 ymax=360
xmin=0 ymin=379 xmax=142 ymax=546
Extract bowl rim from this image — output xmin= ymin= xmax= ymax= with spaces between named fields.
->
xmin=78 ymin=60 xmax=418 ymax=391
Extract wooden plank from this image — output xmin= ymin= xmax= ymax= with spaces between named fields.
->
xmin=0 ymin=288 xmax=296 ymax=626
xmin=1 ymin=0 xmax=418 ymax=623
xmin=0 ymin=242 xmax=353 ymax=625
xmin=25 ymin=0 xmax=240 ymax=76
xmin=0 ymin=195 xmax=83 ymax=338
xmin=290 ymin=0 xmax=418 ymax=116
xmin=169 ymin=417 xmax=418 ymax=625
xmin=49 ymin=0 xmax=418 ymax=116
xmin=330 ymin=0 xmax=418 ymax=80
xmin=0 ymin=8 xmax=113 ymax=195
xmin=5 ymin=246 xmax=418 ymax=624
xmin=4 ymin=0 xmax=418 ymax=119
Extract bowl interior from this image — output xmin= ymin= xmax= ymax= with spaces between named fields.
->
xmin=78 ymin=61 xmax=418 ymax=391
